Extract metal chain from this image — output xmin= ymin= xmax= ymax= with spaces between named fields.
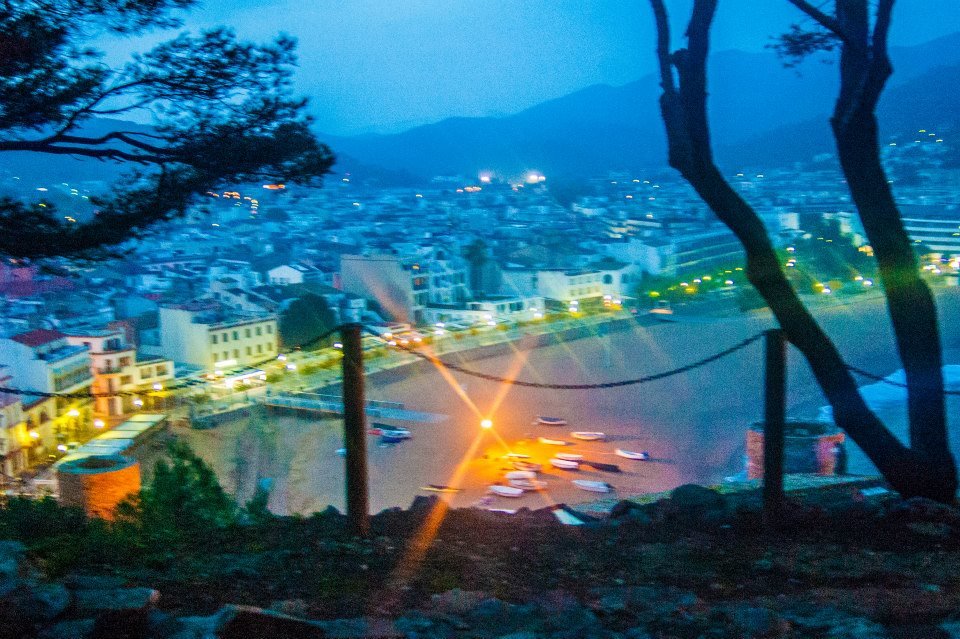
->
xmin=361 ymin=325 xmax=765 ymax=389
xmin=846 ymin=364 xmax=960 ymax=396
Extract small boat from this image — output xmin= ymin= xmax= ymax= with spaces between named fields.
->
xmin=549 ymin=457 xmax=580 ymax=470
xmin=538 ymin=437 xmax=569 ymax=446
xmin=572 ymin=480 xmax=613 ymax=493
xmin=488 ymin=485 xmax=524 ymax=498
xmin=421 ymin=484 xmax=463 ymax=493
xmin=512 ymin=461 xmax=542 ymax=472
xmin=555 ymin=452 xmax=584 ymax=462
xmin=582 ymin=460 xmax=622 ymax=473
xmin=509 ymin=478 xmax=547 ymax=491
xmin=571 ymin=431 xmax=606 ymax=441
xmin=504 ymin=452 xmax=531 ymax=459
xmin=336 ymin=448 xmax=346 ymax=456
xmin=615 ymin=449 xmax=650 ymax=461
xmin=550 ymin=504 xmax=597 ymax=526
xmin=505 ymin=470 xmax=537 ymax=480
xmin=367 ymin=428 xmax=383 ymax=436
xmin=536 ymin=416 xmax=568 ymax=426
xmin=381 ymin=428 xmax=412 ymax=443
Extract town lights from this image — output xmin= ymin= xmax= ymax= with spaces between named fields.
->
xmin=152 ymin=383 xmax=163 ymax=391
xmin=93 ymin=419 xmax=105 ymax=429
xmin=67 ymin=409 xmax=79 ymax=417
xmin=480 ymin=419 xmax=493 ymax=430
xmin=29 ymin=431 xmax=39 ymax=440
xmin=133 ymin=398 xmax=144 ymax=408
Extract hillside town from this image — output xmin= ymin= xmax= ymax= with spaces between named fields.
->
xmin=0 ymin=129 xmax=955 ymax=484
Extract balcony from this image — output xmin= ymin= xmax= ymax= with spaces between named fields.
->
xmin=97 ymin=365 xmax=124 ymax=375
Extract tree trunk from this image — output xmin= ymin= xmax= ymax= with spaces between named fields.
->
xmin=649 ymin=0 xmax=957 ymax=501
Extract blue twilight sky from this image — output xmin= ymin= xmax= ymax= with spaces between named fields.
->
xmin=99 ymin=1 xmax=960 ymax=135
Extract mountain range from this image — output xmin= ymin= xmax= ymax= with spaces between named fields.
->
xmin=3 ymin=32 xmax=959 ymax=188
xmin=328 ymin=31 xmax=960 ymax=181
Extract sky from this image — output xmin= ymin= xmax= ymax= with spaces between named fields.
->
xmin=100 ymin=1 xmax=960 ymax=135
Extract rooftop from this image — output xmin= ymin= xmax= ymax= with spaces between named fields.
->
xmin=11 ymin=329 xmax=66 ymax=348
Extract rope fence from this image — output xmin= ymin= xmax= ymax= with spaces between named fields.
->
xmin=0 ymin=320 xmax=957 ymax=398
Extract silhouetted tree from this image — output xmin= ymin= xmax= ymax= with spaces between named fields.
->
xmin=464 ymin=239 xmax=489 ymax=297
xmin=279 ymin=293 xmax=337 ymax=349
xmin=650 ymin=0 xmax=956 ymax=501
xmin=0 ymin=0 xmax=333 ymax=259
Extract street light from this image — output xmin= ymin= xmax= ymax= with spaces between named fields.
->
xmin=480 ymin=419 xmax=493 ymax=430
xmin=93 ymin=419 xmax=105 ymax=429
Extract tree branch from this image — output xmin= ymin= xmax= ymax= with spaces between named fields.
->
xmin=785 ymin=0 xmax=850 ymax=42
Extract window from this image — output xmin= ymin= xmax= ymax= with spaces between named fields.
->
xmin=232 ymin=330 xmax=239 ymax=340
xmin=211 ymin=334 xmax=218 ymax=344
xmin=222 ymin=332 xmax=228 ymax=342
xmin=256 ymin=344 xmax=262 ymax=354
xmin=140 ymin=368 xmax=150 ymax=379
xmin=245 ymin=328 xmax=251 ymax=338
xmin=119 ymin=357 xmax=131 ymax=367
xmin=255 ymin=327 xmax=262 ymax=336
xmin=266 ymin=325 xmax=273 ymax=334
xmin=246 ymin=347 xmax=251 ymax=356
xmin=222 ymin=351 xmax=228 ymax=360
xmin=233 ymin=349 xmax=239 ymax=358
xmin=155 ymin=365 xmax=166 ymax=377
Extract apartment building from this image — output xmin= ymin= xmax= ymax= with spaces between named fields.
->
xmin=65 ymin=330 xmax=174 ymax=425
xmin=159 ymin=302 xmax=278 ymax=369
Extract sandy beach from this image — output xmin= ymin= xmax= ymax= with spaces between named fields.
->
xmin=178 ymin=287 xmax=960 ymax=514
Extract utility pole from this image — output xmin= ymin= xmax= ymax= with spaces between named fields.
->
xmin=341 ymin=323 xmax=370 ymax=537
xmin=763 ymin=328 xmax=786 ymax=529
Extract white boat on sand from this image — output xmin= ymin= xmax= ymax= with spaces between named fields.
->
xmin=571 ymin=432 xmax=606 ymax=441
xmin=572 ymin=480 xmax=613 ymax=493
xmin=549 ymin=457 xmax=580 ymax=470
xmin=488 ymin=485 xmax=524 ymax=498
xmin=509 ymin=479 xmax=547 ymax=491
xmin=505 ymin=470 xmax=537 ymax=480
xmin=615 ymin=449 xmax=650 ymax=461
xmin=539 ymin=437 xmax=569 ymax=446
xmin=512 ymin=461 xmax=542 ymax=472
xmin=554 ymin=453 xmax=584 ymax=462
xmin=536 ymin=416 xmax=568 ymax=426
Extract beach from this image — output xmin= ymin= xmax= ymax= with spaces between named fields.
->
xmin=177 ymin=287 xmax=960 ymax=514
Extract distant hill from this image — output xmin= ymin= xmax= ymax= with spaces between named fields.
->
xmin=3 ymin=32 xmax=960 ymax=186
xmin=728 ymin=61 xmax=960 ymax=168
xmin=324 ymin=32 xmax=960 ymax=179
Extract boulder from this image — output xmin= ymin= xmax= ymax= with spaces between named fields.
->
xmin=72 ymin=587 xmax=158 ymax=639
xmin=212 ymin=605 xmax=327 ymax=639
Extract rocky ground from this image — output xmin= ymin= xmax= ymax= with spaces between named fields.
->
xmin=5 ymin=479 xmax=960 ymax=638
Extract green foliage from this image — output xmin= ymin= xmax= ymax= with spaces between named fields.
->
xmin=113 ymin=441 xmax=236 ymax=551
xmin=0 ymin=1 xmax=333 ymax=260
xmin=279 ymin=293 xmax=338 ymax=349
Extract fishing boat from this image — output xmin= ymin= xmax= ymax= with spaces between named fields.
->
xmin=488 ymin=485 xmax=524 ymax=498
xmin=538 ymin=437 xmax=569 ymax=446
xmin=571 ymin=431 xmax=606 ymax=441
xmin=572 ymin=480 xmax=613 ymax=493
xmin=536 ymin=416 xmax=568 ymax=426
xmin=549 ymin=457 xmax=580 ymax=470
xmin=508 ymin=478 xmax=547 ymax=491
xmin=512 ymin=461 xmax=542 ymax=472
xmin=615 ymin=449 xmax=650 ymax=461
xmin=554 ymin=453 xmax=584 ymax=462
xmin=381 ymin=428 xmax=412 ymax=443
xmin=504 ymin=470 xmax=537 ymax=480
xmin=421 ymin=484 xmax=463 ymax=493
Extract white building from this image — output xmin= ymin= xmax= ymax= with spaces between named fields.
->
xmin=340 ymin=251 xmax=469 ymax=324
xmin=159 ymin=302 xmax=278 ymax=369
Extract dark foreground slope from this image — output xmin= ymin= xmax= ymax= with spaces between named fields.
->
xmin=5 ymin=479 xmax=960 ymax=638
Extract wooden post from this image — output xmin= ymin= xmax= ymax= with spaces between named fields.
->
xmin=341 ymin=323 xmax=370 ymax=537
xmin=762 ymin=328 xmax=786 ymax=529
